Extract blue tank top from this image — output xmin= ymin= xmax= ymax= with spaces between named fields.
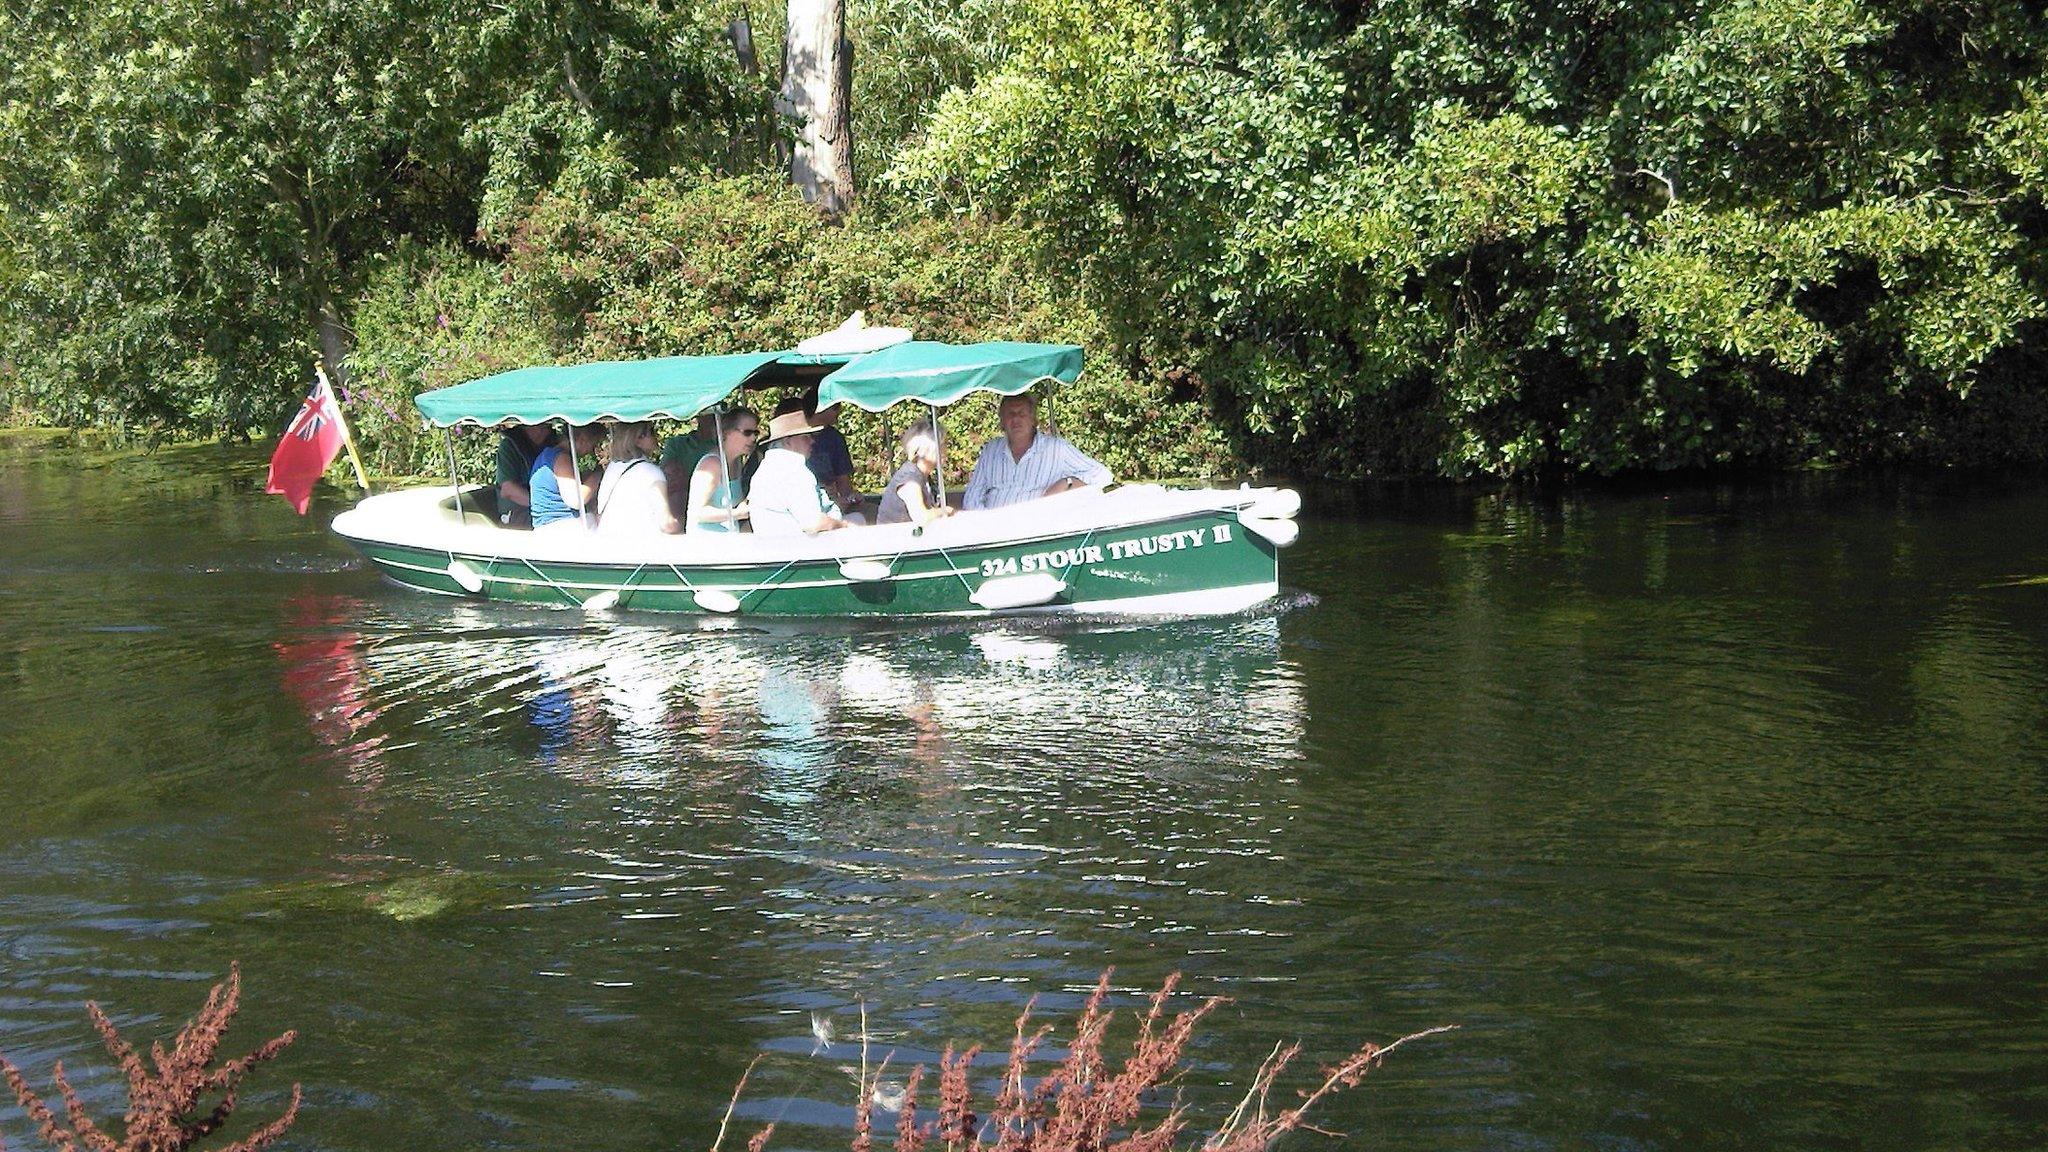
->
xmin=693 ymin=453 xmax=745 ymax=533
xmin=529 ymin=446 xmax=581 ymax=527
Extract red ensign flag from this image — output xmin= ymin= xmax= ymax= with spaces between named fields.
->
xmin=265 ymin=377 xmax=345 ymax=515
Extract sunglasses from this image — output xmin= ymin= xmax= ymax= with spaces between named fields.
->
xmin=734 ymin=427 xmax=761 ymax=438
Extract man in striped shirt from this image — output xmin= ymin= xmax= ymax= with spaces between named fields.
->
xmin=962 ymin=393 xmax=1113 ymax=511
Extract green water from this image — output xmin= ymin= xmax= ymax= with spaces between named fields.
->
xmin=2 ymin=438 xmax=2045 ymax=1151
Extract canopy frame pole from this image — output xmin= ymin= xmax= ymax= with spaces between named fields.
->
xmin=561 ymin=419 xmax=593 ymax=530
xmin=713 ymin=408 xmax=734 ymax=529
xmin=444 ymin=428 xmax=463 ymax=521
xmin=928 ymin=402 xmax=947 ymax=506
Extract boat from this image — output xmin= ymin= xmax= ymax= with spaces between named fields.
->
xmin=331 ymin=339 xmax=1302 ymax=618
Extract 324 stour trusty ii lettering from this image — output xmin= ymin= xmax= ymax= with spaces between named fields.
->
xmin=979 ymin=524 xmax=1233 ymax=577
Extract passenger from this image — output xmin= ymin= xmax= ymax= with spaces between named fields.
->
xmin=686 ymin=407 xmax=758 ymax=534
xmin=962 ymin=393 xmax=1111 ymax=511
xmin=803 ymin=390 xmax=859 ymax=511
xmin=749 ymin=410 xmax=852 ymax=536
xmin=529 ymin=423 xmax=602 ymax=531
xmin=596 ymin=421 xmax=679 ymax=536
xmin=660 ymin=412 xmax=719 ymax=516
xmin=495 ymin=423 xmax=557 ymax=527
xmin=876 ymin=420 xmax=956 ymax=527
xmin=747 ymin=395 xmax=809 ymax=492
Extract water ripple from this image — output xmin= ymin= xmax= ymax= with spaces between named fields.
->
xmin=4 ymin=451 xmax=2048 ymax=1152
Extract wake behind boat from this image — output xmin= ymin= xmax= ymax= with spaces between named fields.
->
xmin=331 ymin=339 xmax=1302 ymax=618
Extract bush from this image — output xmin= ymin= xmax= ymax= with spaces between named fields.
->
xmin=348 ymin=178 xmax=1242 ymax=486
xmin=732 ymin=971 xmax=1454 ymax=1152
xmin=346 ymin=240 xmax=559 ymax=479
xmin=1 ymin=963 xmax=298 ymax=1152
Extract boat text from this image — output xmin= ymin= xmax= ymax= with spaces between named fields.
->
xmin=980 ymin=524 xmax=1234 ymax=577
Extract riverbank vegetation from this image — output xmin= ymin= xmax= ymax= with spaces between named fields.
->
xmin=2 ymin=967 xmax=1449 ymax=1152
xmin=5 ymin=0 xmax=2048 ymax=479
xmin=733 ymin=972 xmax=1453 ymax=1152
xmin=1 ymin=963 xmax=299 ymax=1152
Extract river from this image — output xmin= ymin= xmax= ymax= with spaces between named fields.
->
xmin=1 ymin=436 xmax=2044 ymax=1151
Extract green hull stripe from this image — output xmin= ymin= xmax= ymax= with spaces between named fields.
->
xmin=342 ymin=511 xmax=1276 ymax=617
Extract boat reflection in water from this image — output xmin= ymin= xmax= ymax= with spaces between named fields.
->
xmin=320 ymin=605 xmax=1307 ymax=797
xmin=272 ymin=601 xmax=1310 ymax=1136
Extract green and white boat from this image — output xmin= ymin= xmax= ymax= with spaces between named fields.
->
xmin=332 ymin=340 xmax=1301 ymax=618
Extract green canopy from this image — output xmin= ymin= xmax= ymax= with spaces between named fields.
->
xmin=816 ymin=341 xmax=1083 ymax=412
xmin=412 ymin=341 xmax=1083 ymax=428
xmin=414 ymin=352 xmax=787 ymax=428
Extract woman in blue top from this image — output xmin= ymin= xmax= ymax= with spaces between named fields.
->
xmin=529 ymin=424 xmax=602 ymax=531
xmin=686 ymin=408 xmax=758 ymax=533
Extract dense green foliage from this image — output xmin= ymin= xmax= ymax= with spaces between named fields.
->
xmin=0 ymin=0 xmax=753 ymax=436
xmin=349 ymin=178 xmax=1233 ymax=485
xmin=5 ymin=0 xmax=2048 ymax=477
xmin=889 ymin=0 xmax=2048 ymax=476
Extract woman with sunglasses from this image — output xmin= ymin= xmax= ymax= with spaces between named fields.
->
xmin=686 ymin=407 xmax=757 ymax=533
xmin=596 ymin=421 xmax=680 ymax=535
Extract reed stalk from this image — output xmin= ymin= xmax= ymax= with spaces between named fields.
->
xmin=748 ymin=970 xmax=1453 ymax=1152
xmin=0 ymin=963 xmax=299 ymax=1152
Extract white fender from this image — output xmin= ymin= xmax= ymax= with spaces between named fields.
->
xmin=838 ymin=558 xmax=894 ymax=583
xmin=446 ymin=559 xmax=486 ymax=593
xmin=795 ymin=313 xmax=914 ymax=356
xmin=1243 ymin=488 xmax=1301 ymax=521
xmin=970 ymin=572 xmax=1066 ymax=611
xmin=581 ymin=589 xmax=621 ymax=613
xmin=692 ymin=588 xmax=743 ymax=614
xmin=1240 ymin=517 xmax=1300 ymax=548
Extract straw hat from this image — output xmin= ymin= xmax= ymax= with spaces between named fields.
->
xmin=762 ymin=409 xmax=826 ymax=443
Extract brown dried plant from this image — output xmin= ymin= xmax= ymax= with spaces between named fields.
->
xmin=0 ymin=963 xmax=300 ymax=1152
xmin=747 ymin=970 xmax=1453 ymax=1152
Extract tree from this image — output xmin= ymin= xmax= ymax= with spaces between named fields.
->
xmin=845 ymin=0 xmax=1020 ymax=180
xmin=780 ymin=0 xmax=856 ymax=216
xmin=0 ymin=0 xmax=755 ymax=437
xmin=885 ymin=0 xmax=2048 ymax=476
xmin=0 ymin=0 xmax=481 ymax=431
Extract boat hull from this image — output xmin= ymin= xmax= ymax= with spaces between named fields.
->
xmin=332 ymin=485 xmax=1292 ymax=618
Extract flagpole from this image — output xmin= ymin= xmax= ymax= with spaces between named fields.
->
xmin=317 ymin=363 xmax=372 ymax=491
xmin=929 ymin=402 xmax=946 ymax=506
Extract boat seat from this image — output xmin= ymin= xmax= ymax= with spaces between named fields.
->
xmin=438 ymin=486 xmax=507 ymax=528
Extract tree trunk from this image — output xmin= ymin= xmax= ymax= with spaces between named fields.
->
xmin=248 ymin=33 xmax=353 ymax=392
xmin=779 ymin=0 xmax=854 ymax=218
xmin=314 ymin=292 xmax=351 ymax=392
xmin=728 ymin=15 xmax=784 ymax=167
xmin=727 ymin=16 xmax=760 ymax=74
xmin=269 ymin=162 xmax=352 ymax=390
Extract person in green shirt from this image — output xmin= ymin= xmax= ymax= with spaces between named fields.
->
xmin=660 ymin=412 xmax=719 ymax=521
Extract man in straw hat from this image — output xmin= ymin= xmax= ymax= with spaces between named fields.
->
xmin=803 ymin=392 xmax=860 ymax=512
xmin=749 ymin=409 xmax=855 ymax=535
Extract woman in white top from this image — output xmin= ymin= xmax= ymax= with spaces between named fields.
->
xmin=596 ymin=421 xmax=680 ymax=535
xmin=687 ymin=407 xmax=757 ymax=533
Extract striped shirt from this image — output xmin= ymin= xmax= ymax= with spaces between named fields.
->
xmin=962 ymin=431 xmax=1112 ymax=511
